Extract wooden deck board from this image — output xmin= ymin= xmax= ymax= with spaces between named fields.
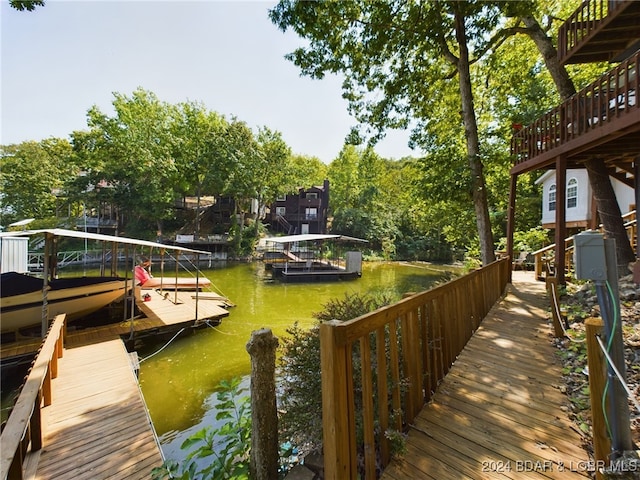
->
xmin=381 ymin=271 xmax=592 ymax=480
xmin=27 ymin=339 xmax=163 ymax=480
xmin=135 ymin=288 xmax=229 ymax=326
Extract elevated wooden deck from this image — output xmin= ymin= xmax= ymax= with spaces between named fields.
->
xmin=25 ymin=339 xmax=163 ymax=479
xmin=380 ymin=271 xmax=592 ymax=480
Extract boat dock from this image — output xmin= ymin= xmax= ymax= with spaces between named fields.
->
xmin=1 ymin=290 xmax=230 ymax=360
xmin=1 ymin=290 xmax=231 ymax=478
xmin=136 ymin=288 xmax=231 ymax=326
xmin=26 ymin=339 xmax=164 ymax=479
xmin=1 ymin=229 xmax=234 ymax=478
xmin=0 ymin=315 xmax=166 ymax=480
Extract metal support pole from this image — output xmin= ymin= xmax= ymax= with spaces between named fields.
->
xmin=602 ymin=238 xmax=633 ymax=456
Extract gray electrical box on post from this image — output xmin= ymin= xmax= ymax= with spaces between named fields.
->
xmin=574 ymin=231 xmax=607 ymax=280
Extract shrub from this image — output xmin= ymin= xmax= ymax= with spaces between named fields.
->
xmin=151 ymin=377 xmax=251 ymax=480
xmin=277 ymin=292 xmax=393 ymax=456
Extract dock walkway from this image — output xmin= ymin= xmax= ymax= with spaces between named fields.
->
xmin=380 ymin=271 xmax=592 ymax=480
xmin=25 ymin=339 xmax=163 ymax=480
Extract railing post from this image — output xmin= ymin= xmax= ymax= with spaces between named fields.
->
xmin=320 ymin=320 xmax=356 ymax=480
xmin=30 ymin=391 xmax=43 ymax=452
xmin=545 ymin=276 xmax=566 ymax=338
xmin=586 ymin=317 xmax=610 ymax=480
xmin=43 ymin=367 xmax=52 ymax=407
xmin=246 ymin=329 xmax=279 ymax=480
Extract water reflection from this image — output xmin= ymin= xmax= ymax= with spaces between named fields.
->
xmin=137 ymin=260 xmax=460 ymax=461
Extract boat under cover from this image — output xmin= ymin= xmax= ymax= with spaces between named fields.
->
xmin=1 ymin=272 xmax=127 ymax=333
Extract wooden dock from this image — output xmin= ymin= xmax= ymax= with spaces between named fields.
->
xmin=1 ymin=286 xmax=233 ymax=479
xmin=380 ymin=271 xmax=591 ymax=480
xmin=24 ymin=339 xmax=164 ymax=480
xmin=135 ymin=288 xmax=230 ymax=326
xmin=1 ymin=289 xmax=230 ymax=359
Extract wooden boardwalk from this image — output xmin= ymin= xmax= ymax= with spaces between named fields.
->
xmin=381 ymin=271 xmax=592 ymax=480
xmin=25 ymin=339 xmax=164 ymax=480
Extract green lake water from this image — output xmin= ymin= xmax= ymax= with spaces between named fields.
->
xmin=136 ymin=260 xmax=461 ymax=461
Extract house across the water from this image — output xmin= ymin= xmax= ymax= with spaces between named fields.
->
xmin=268 ymin=180 xmax=330 ymax=235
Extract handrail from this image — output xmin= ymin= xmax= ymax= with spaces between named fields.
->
xmin=320 ymin=258 xmax=510 ymax=479
xmin=28 ymin=249 xmax=120 ymax=268
xmin=558 ymin=0 xmax=608 ymax=60
xmin=532 ymin=211 xmax=637 ymax=280
xmin=0 ymin=314 xmax=66 ymax=480
xmin=511 ymin=50 xmax=639 ymax=171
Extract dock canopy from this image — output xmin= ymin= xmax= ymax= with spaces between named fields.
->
xmin=0 ymin=228 xmax=212 ymax=255
xmin=263 ymin=233 xmax=368 ymax=244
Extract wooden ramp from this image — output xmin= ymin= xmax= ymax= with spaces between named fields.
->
xmin=381 ymin=271 xmax=592 ymax=480
xmin=26 ymin=339 xmax=163 ymax=480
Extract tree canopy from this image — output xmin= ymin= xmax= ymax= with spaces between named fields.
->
xmin=4 ymin=0 xmax=598 ymax=262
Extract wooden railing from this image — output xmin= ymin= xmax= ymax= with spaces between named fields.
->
xmin=532 ymin=211 xmax=637 ymax=280
xmin=511 ymin=50 xmax=638 ymax=169
xmin=558 ymin=0 xmax=609 ymax=60
xmin=320 ymin=258 xmax=510 ymax=479
xmin=0 ymin=314 xmax=66 ymax=480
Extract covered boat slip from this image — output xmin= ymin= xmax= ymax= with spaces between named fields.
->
xmin=0 ymin=229 xmax=230 ymax=356
xmin=263 ymin=233 xmax=367 ymax=282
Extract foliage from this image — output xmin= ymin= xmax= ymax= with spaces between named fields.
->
xmin=84 ymin=88 xmax=182 ymax=235
xmin=278 ymin=292 xmax=392 ymax=455
xmin=0 ymin=139 xmax=75 ymax=226
xmin=9 ymin=0 xmax=44 ymax=11
xmin=497 ymin=226 xmax=551 ymax=253
xmin=290 ymin=154 xmax=328 ymax=188
xmin=151 ymin=377 xmax=251 ymax=480
xmin=6 ymin=1 xmax=589 ymax=258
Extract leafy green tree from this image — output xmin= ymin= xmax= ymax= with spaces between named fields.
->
xmin=290 ymin=154 xmax=327 ymax=188
xmin=85 ymin=88 xmax=180 ymax=238
xmin=171 ymin=101 xmax=229 ymax=237
xmin=9 ymin=0 xmax=44 ymax=11
xmin=253 ymin=127 xmax=294 ymax=235
xmin=326 ymin=144 xmax=361 ymax=213
xmin=328 ymin=145 xmax=400 ymax=256
xmin=222 ymin=119 xmax=260 ymax=255
xmin=270 ymin=1 xmax=516 ymax=265
xmin=0 ymin=139 xmax=74 ymax=225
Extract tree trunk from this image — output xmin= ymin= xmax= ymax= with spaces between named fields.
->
xmin=455 ymin=8 xmax=496 ymax=266
xmin=585 ymin=160 xmax=636 ymax=275
xmin=521 ymin=15 xmax=634 ymax=276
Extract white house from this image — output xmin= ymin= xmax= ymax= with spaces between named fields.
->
xmin=536 ymin=168 xmax=635 ymax=229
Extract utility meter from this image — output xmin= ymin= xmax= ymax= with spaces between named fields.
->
xmin=574 ymin=231 xmax=607 ymax=280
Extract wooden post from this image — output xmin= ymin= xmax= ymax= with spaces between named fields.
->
xmin=506 ymin=173 xmax=517 ymax=284
xmin=30 ymin=391 xmax=43 ymax=452
xmin=320 ymin=320 xmax=356 ymax=480
xmin=555 ymin=156 xmax=567 ymax=285
xmin=545 ymin=276 xmax=565 ymax=338
xmin=246 ymin=329 xmax=279 ymax=480
xmin=586 ymin=317 xmax=610 ymax=479
xmin=43 ymin=367 xmax=52 ymax=407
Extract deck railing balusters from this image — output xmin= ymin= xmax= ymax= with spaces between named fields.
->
xmin=320 ymin=258 xmax=510 ymax=479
